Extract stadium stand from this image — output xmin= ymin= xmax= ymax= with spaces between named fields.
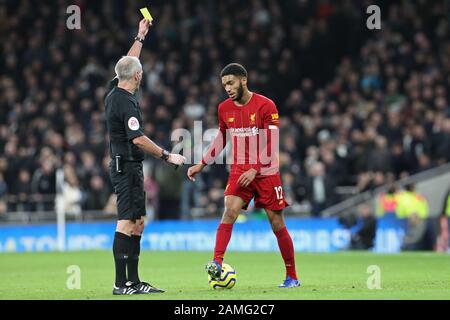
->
xmin=0 ymin=0 xmax=449 ymax=221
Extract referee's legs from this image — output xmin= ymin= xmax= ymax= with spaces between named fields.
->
xmin=128 ymin=217 xmax=144 ymax=284
xmin=113 ymin=220 xmax=135 ymax=288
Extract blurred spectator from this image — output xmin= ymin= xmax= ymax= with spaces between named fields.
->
xmin=390 ymin=142 xmax=411 ymax=177
xmin=395 ymin=184 xmax=429 ymax=219
xmin=436 ymin=185 xmax=450 ymax=252
xmin=103 ymin=194 xmax=117 ymax=216
xmin=83 ymin=175 xmax=110 ymax=211
xmin=11 ymin=169 xmax=32 ymax=212
xmin=368 ymin=136 xmax=391 ymax=173
xmin=321 ymin=148 xmax=347 ymax=186
xmin=281 ymin=172 xmax=297 ymax=208
xmin=144 ymin=172 xmax=160 ymax=222
xmin=0 ymin=200 xmax=7 ymax=221
xmin=77 ymin=151 xmax=101 ymax=190
xmin=0 ymin=173 xmax=7 ymax=199
xmin=349 ymin=204 xmax=377 ymax=250
xmin=415 ymin=153 xmax=434 ymax=174
xmin=31 ymin=161 xmax=56 ymax=211
xmin=0 ymin=173 xmax=7 ymax=220
xmin=56 ymin=165 xmax=83 ymax=217
xmin=154 ymin=161 xmax=185 ymax=219
xmin=180 ymin=175 xmax=204 ymax=220
xmin=376 ymin=185 xmax=398 ymax=217
xmin=205 ymin=179 xmax=226 ymax=217
xmin=401 ymin=213 xmax=427 ymax=251
xmin=301 ymin=162 xmax=336 ymax=217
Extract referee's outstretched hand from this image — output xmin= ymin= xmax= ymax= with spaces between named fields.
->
xmin=168 ymin=153 xmax=186 ymax=166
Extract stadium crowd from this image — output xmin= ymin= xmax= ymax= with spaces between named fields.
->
xmin=1 ymin=0 xmax=450 ymax=220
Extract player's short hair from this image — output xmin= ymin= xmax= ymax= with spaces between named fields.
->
xmin=220 ymin=63 xmax=248 ymax=78
xmin=114 ymin=56 xmax=142 ymax=81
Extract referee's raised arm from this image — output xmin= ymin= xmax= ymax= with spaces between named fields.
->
xmin=127 ymin=19 xmax=151 ymax=58
xmin=108 ymin=19 xmax=186 ymax=166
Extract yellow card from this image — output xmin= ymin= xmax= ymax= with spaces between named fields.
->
xmin=140 ymin=7 xmax=153 ymax=22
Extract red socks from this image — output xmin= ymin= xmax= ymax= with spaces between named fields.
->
xmin=213 ymin=223 xmax=234 ymax=266
xmin=275 ymin=226 xmax=298 ymax=280
xmin=213 ymin=223 xmax=297 ymax=280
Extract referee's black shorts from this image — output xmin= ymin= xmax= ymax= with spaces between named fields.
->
xmin=109 ymin=161 xmax=146 ymax=221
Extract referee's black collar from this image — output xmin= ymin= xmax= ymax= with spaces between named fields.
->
xmin=115 ymin=86 xmax=135 ymax=97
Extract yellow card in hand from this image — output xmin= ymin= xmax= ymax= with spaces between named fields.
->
xmin=140 ymin=7 xmax=153 ymax=22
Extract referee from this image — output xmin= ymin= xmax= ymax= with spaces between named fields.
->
xmin=105 ymin=19 xmax=186 ymax=295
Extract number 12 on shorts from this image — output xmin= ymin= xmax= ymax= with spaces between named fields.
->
xmin=274 ymin=186 xmax=283 ymax=200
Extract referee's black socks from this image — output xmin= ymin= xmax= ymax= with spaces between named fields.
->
xmin=127 ymin=235 xmax=141 ymax=284
xmin=113 ymin=232 xmax=131 ymax=287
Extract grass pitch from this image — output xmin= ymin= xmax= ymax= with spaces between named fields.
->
xmin=0 ymin=251 xmax=449 ymax=300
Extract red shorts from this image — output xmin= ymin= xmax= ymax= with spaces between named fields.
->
xmin=224 ymin=173 xmax=289 ymax=211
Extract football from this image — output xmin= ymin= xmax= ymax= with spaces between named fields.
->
xmin=208 ymin=263 xmax=236 ymax=289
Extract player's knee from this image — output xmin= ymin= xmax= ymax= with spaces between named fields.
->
xmin=271 ymin=221 xmax=285 ymax=233
xmin=223 ymin=207 xmax=239 ymax=222
xmin=270 ymin=215 xmax=285 ymax=233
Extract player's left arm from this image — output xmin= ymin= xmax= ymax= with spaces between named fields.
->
xmin=126 ymin=19 xmax=152 ymax=58
xmin=237 ymin=101 xmax=280 ymax=187
xmin=260 ymin=100 xmax=280 ymax=164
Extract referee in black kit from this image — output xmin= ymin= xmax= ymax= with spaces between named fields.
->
xmin=105 ymin=19 xmax=186 ymax=295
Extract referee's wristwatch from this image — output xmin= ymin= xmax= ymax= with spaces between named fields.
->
xmin=161 ymin=149 xmax=170 ymax=161
xmin=134 ymin=36 xmax=145 ymax=43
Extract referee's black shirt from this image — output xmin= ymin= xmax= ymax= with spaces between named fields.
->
xmin=104 ymin=78 xmax=145 ymax=161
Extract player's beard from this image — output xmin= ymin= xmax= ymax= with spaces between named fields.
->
xmin=234 ymin=82 xmax=244 ymax=101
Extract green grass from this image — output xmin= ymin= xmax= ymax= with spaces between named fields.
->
xmin=0 ymin=251 xmax=449 ymax=300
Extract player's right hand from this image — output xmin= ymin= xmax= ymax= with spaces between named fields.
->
xmin=187 ymin=164 xmax=205 ymax=182
xmin=168 ymin=154 xmax=186 ymax=166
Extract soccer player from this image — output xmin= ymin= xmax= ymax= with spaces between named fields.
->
xmin=187 ymin=63 xmax=300 ymax=288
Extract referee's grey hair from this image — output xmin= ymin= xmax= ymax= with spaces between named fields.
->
xmin=114 ymin=56 xmax=143 ymax=81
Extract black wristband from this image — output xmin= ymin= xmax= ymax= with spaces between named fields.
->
xmin=134 ymin=36 xmax=145 ymax=43
xmin=161 ymin=149 xmax=170 ymax=161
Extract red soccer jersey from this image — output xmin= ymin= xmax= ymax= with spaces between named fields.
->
xmin=202 ymin=93 xmax=280 ymax=177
